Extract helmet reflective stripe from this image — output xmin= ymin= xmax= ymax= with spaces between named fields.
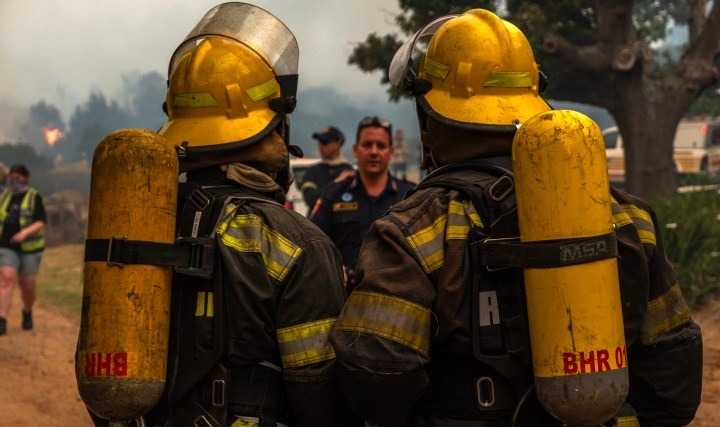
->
xmin=389 ymin=9 xmax=550 ymax=129
xmin=160 ymin=3 xmax=299 ymax=155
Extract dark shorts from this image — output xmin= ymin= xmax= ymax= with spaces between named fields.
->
xmin=0 ymin=248 xmax=43 ymax=276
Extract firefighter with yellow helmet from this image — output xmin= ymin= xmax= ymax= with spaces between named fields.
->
xmin=81 ymin=3 xmax=355 ymax=427
xmin=330 ymin=9 xmax=702 ymax=427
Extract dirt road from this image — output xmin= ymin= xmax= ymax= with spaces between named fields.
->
xmin=0 ymin=296 xmax=91 ymax=427
xmin=690 ymin=299 xmax=720 ymax=426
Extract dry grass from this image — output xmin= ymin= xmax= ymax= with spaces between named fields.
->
xmin=36 ymin=244 xmax=84 ymax=317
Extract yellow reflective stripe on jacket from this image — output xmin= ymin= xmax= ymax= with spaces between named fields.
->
xmin=218 ymin=213 xmax=303 ymax=281
xmin=611 ymin=200 xmax=656 ymax=245
xmin=641 ymin=283 xmax=691 ymax=345
xmin=406 ymin=214 xmax=447 ymax=273
xmin=277 ymin=318 xmax=336 ymax=368
xmin=0 ymin=189 xmax=11 ymax=222
xmin=19 ymin=188 xmax=36 ymax=227
xmin=194 ymin=291 xmax=214 ymax=317
xmin=615 ymin=415 xmax=640 ymax=427
xmin=622 ymin=204 xmax=656 ymax=245
xmin=336 ymin=291 xmax=431 ymax=356
xmin=447 ymin=200 xmax=483 ymax=240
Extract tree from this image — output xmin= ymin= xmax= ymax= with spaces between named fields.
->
xmin=350 ymin=1 xmax=720 ymax=198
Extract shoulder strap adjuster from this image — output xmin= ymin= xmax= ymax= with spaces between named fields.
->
xmin=487 ymin=175 xmax=514 ymax=202
xmin=174 ymin=236 xmax=215 ymax=278
xmin=105 ymin=236 xmax=128 ymax=267
xmin=188 ymin=187 xmax=212 ymax=212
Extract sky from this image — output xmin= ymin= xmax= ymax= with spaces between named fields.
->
xmin=0 ymin=0 xmax=402 ymax=120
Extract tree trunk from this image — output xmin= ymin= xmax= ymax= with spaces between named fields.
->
xmin=611 ymin=77 xmax=684 ymax=200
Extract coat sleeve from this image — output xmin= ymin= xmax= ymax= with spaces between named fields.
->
xmin=308 ymin=192 xmax=332 ymax=236
xmin=330 ymin=216 xmax=435 ymax=427
xmin=300 ymin=167 xmax=321 ymax=211
xmin=276 ymin=237 xmax=359 ymax=427
xmin=626 ymin=206 xmax=702 ymax=426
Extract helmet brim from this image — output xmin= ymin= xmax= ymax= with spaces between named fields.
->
xmin=421 ymin=90 xmax=551 ymax=129
xmin=160 ymin=111 xmax=281 ymax=155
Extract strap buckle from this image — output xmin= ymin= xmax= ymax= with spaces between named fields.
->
xmin=488 ymin=175 xmax=514 ymax=202
xmin=106 ymin=237 xmax=128 ymax=268
xmin=211 ymin=379 xmax=225 ymax=407
xmin=476 ymin=376 xmax=496 ymax=408
xmin=479 ymin=237 xmax=519 ymax=272
xmin=174 ymin=237 xmax=215 ymax=278
xmin=189 ymin=187 xmax=212 ymax=212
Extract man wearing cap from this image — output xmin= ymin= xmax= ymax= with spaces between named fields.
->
xmin=310 ymin=117 xmax=413 ymax=290
xmin=300 ymin=126 xmax=354 ymax=214
xmin=0 ymin=164 xmax=46 ymax=335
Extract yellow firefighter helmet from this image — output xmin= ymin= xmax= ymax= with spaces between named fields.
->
xmin=160 ymin=2 xmax=299 ymax=157
xmin=389 ymin=9 xmax=550 ymax=130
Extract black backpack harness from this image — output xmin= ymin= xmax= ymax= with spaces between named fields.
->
xmin=411 ymin=160 xmax=619 ymax=423
xmin=84 ymin=184 xmax=287 ymax=427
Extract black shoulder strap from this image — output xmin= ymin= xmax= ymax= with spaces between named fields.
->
xmin=84 ymin=185 xmax=283 ymax=278
xmin=414 ymin=159 xmax=517 ymax=235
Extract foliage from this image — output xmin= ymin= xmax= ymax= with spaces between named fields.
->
xmin=0 ymin=143 xmax=52 ymax=172
xmin=653 ymin=181 xmax=720 ymax=307
xmin=348 ymin=0 xmax=494 ymax=87
xmin=688 ymin=85 xmax=720 ymax=118
xmin=58 ymin=71 xmax=167 ymax=162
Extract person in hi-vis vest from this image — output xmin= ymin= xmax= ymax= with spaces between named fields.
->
xmin=0 ymin=164 xmax=46 ymax=336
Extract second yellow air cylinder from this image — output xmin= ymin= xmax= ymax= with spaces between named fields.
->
xmin=512 ymin=110 xmax=628 ymax=426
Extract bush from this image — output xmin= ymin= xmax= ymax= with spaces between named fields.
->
xmin=653 ymin=186 xmax=720 ymax=307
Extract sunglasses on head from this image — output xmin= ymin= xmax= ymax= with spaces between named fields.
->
xmin=356 ymin=116 xmax=394 ymax=145
xmin=358 ymin=116 xmax=392 ymax=131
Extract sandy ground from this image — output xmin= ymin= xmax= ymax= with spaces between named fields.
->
xmin=0 ymin=296 xmax=92 ymax=427
xmin=689 ymin=299 xmax=720 ymax=426
xmin=0 ymin=282 xmax=718 ymax=426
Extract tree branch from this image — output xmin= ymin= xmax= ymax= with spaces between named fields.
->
xmin=688 ymin=0 xmax=707 ymax=43
xmin=542 ymin=33 xmax=610 ymax=73
xmin=681 ymin=0 xmax=720 ymax=87
xmin=593 ymin=0 xmax=635 ymax=46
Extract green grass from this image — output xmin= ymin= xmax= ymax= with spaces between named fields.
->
xmin=653 ymin=186 xmax=720 ymax=307
xmin=37 ymin=244 xmax=84 ymax=317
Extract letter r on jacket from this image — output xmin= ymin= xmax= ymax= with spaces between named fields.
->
xmin=479 ymin=291 xmax=501 ymax=326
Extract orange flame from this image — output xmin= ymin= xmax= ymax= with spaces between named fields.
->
xmin=42 ymin=127 xmax=64 ymax=146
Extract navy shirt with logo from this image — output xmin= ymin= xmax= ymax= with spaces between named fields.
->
xmin=0 ymin=191 xmax=46 ymax=252
xmin=310 ymin=174 xmax=414 ymax=272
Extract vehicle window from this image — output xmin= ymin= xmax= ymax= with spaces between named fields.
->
xmin=674 ymin=124 xmax=705 ymax=148
xmin=603 ymin=130 xmax=618 ymax=149
xmin=711 ymin=127 xmax=720 ymax=146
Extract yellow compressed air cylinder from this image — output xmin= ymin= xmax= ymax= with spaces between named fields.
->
xmin=76 ymin=129 xmax=178 ymax=421
xmin=512 ymin=110 xmax=628 ymax=426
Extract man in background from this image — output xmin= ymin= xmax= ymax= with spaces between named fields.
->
xmin=311 ymin=116 xmax=413 ymax=290
xmin=0 ymin=164 xmax=46 ymax=335
xmin=300 ymin=126 xmax=354 ymax=214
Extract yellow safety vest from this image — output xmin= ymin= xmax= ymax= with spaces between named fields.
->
xmin=0 ymin=188 xmax=45 ymax=252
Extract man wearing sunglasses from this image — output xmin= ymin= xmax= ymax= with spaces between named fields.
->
xmin=310 ymin=116 xmax=414 ymax=289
